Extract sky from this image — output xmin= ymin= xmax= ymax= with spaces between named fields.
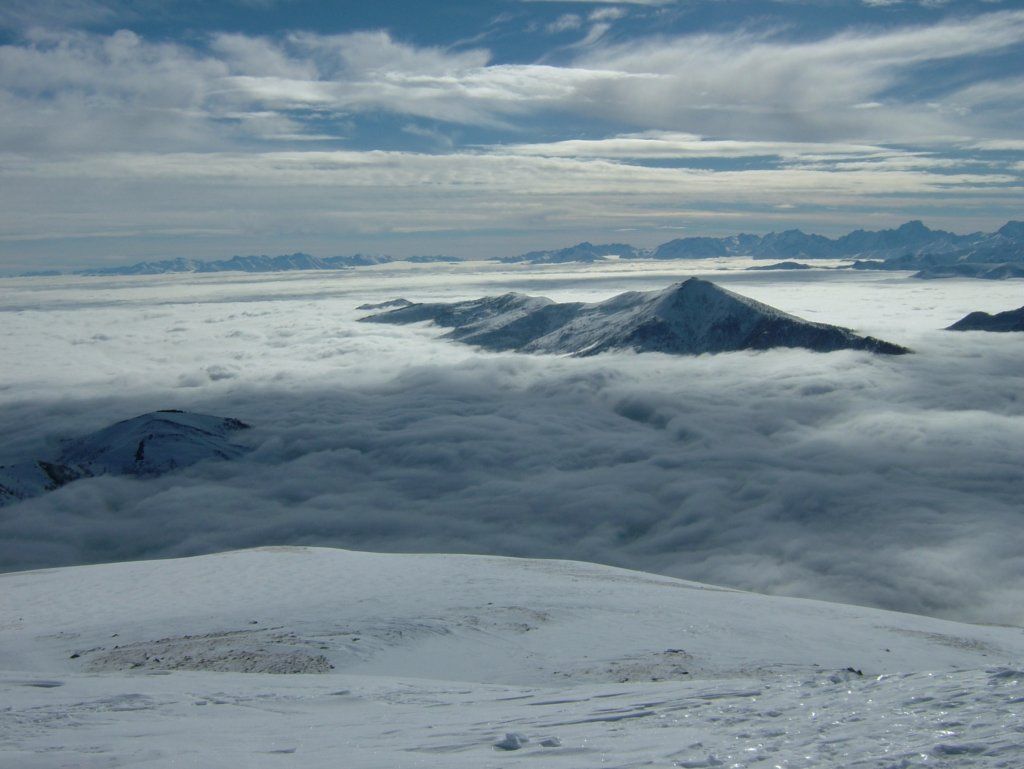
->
xmin=0 ymin=0 xmax=1022 ymax=270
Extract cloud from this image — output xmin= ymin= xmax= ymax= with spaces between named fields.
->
xmin=0 ymin=13 xmax=1022 ymax=265
xmin=570 ymin=9 xmax=1024 ymax=141
xmin=546 ymin=13 xmax=583 ymax=33
xmin=572 ymin=22 xmax=612 ymax=47
xmin=496 ymin=132 xmax=898 ymax=159
xmin=6 ymin=11 xmax=1024 ymax=154
xmin=970 ymin=139 xmax=1024 ymax=151
xmin=590 ymin=7 xmax=629 ymax=21
xmin=0 ymin=147 xmax=1016 ymax=262
xmin=1 ymin=268 xmax=1023 ymax=627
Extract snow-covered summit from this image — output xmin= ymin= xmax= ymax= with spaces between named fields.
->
xmin=4 ymin=546 xmax=1022 ymax=682
xmin=3 ymin=547 xmax=1023 ymax=767
xmin=362 ymin=278 xmax=909 ymax=356
xmin=58 ymin=410 xmax=250 ymax=477
xmin=0 ymin=410 xmax=250 ymax=506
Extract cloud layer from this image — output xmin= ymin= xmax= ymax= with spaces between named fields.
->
xmin=1 ymin=264 xmax=1023 ymax=626
xmin=1 ymin=8 xmax=1022 ymax=268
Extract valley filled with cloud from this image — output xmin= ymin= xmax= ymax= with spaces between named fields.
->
xmin=3 ymin=261 xmax=1022 ymax=626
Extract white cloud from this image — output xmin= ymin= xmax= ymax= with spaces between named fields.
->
xmin=590 ymin=7 xmax=629 ymax=21
xmin=0 ymin=13 xmax=1022 ymax=262
xmin=546 ymin=13 xmax=583 ymax=33
xmin=570 ymin=9 xmax=1024 ymax=141
xmin=573 ymin=22 xmax=613 ymax=46
xmin=2 ymin=269 xmax=1024 ymax=625
xmin=0 ymin=148 xmax=1014 ymax=248
xmin=497 ymin=132 xmax=898 ymax=159
xmin=3 ymin=12 xmax=1024 ymax=154
xmin=970 ymin=139 xmax=1024 ymax=151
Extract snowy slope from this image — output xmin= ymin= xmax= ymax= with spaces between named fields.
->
xmin=0 ymin=410 xmax=250 ymax=505
xmin=57 ymin=410 xmax=250 ymax=476
xmin=362 ymin=278 xmax=908 ymax=356
xmin=2 ymin=547 xmax=1023 ymax=767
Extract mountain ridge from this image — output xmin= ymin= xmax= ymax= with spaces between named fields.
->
xmin=361 ymin=278 xmax=909 ymax=357
xmin=15 ymin=221 xmax=1021 ymax=276
xmin=0 ymin=410 xmax=250 ymax=506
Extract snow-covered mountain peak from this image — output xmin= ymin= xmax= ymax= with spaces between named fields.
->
xmin=3 ymin=547 xmax=1024 ymax=767
xmin=0 ymin=410 xmax=250 ymax=506
xmin=5 ymin=546 xmax=1023 ymax=683
xmin=58 ymin=410 xmax=250 ymax=477
xmin=2 ymin=548 xmax=1024 ymax=769
xmin=363 ymin=280 xmax=909 ymax=357
xmin=997 ymin=220 xmax=1024 ymax=241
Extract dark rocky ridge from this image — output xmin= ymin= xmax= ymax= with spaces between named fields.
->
xmin=947 ymin=306 xmax=1024 ymax=332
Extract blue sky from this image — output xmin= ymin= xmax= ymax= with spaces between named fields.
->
xmin=0 ymin=0 xmax=1022 ymax=269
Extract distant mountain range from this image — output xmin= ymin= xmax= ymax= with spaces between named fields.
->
xmin=498 ymin=242 xmax=643 ymax=264
xmin=0 ymin=410 xmax=250 ymax=506
xmin=503 ymin=221 xmax=1024 ymax=271
xmin=360 ymin=278 xmax=909 ymax=357
xmin=912 ymin=263 xmax=1024 ymax=280
xmin=16 ymin=220 xmax=1023 ymax=277
xmin=64 ymin=252 xmax=460 ymax=277
xmin=746 ymin=261 xmax=813 ymax=271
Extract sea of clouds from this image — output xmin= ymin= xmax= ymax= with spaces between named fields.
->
xmin=1 ymin=261 xmax=1022 ymax=625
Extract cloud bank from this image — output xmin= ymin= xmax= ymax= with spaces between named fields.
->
xmin=1 ymin=265 xmax=1022 ymax=627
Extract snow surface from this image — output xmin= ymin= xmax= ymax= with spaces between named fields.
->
xmin=0 ymin=411 xmax=249 ymax=505
xmin=56 ymin=410 xmax=250 ymax=477
xmin=362 ymin=278 xmax=908 ymax=356
xmin=2 ymin=546 xmax=1023 ymax=768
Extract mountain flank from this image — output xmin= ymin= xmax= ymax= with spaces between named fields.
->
xmin=947 ymin=306 xmax=1024 ymax=332
xmin=0 ymin=410 xmax=250 ymax=506
xmin=361 ymin=278 xmax=908 ymax=357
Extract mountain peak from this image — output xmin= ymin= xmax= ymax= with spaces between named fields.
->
xmin=897 ymin=220 xmax=930 ymax=234
xmin=997 ymin=221 xmax=1024 ymax=241
xmin=1 ymin=411 xmax=251 ymax=507
xmin=363 ymin=280 xmax=908 ymax=357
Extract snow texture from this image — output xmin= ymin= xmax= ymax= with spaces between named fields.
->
xmin=2 ymin=547 xmax=1024 ymax=767
xmin=0 ymin=410 xmax=249 ymax=505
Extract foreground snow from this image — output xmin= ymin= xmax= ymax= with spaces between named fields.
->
xmin=2 ymin=547 xmax=1022 ymax=767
